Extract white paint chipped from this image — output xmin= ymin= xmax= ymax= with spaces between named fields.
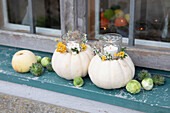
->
xmin=32 ymin=77 xmax=39 ymax=80
xmin=0 ymin=80 xmax=142 ymax=113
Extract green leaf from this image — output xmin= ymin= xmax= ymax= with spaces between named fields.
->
xmin=121 ymin=47 xmax=126 ymax=52
xmin=71 ymin=48 xmax=79 ymax=54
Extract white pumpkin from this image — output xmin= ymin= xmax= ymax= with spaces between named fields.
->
xmin=88 ymin=54 xmax=135 ymax=89
xmin=52 ymin=45 xmax=94 ymax=80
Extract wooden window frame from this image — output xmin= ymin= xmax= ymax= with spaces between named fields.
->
xmin=0 ymin=0 xmax=170 ymax=71
xmin=1 ymin=0 xmax=61 ymax=35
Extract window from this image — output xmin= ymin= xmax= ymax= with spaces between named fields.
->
xmin=88 ymin=0 xmax=170 ymax=49
xmin=1 ymin=0 xmax=61 ymax=36
xmin=97 ymin=0 xmax=130 ymax=37
xmin=88 ymin=0 xmax=131 ymax=40
xmin=0 ymin=0 xmax=170 ymax=71
xmin=134 ymin=0 xmax=170 ymax=48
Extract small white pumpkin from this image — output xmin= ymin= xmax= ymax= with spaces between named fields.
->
xmin=52 ymin=45 xmax=94 ymax=80
xmin=88 ymin=54 xmax=135 ymax=89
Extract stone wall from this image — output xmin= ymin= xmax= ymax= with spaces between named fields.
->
xmin=0 ymin=93 xmax=85 ymax=113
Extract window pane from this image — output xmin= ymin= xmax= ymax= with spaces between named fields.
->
xmin=135 ymin=0 xmax=170 ymax=42
xmin=34 ymin=0 xmax=60 ymax=29
xmin=7 ymin=0 xmax=29 ymax=26
xmin=6 ymin=0 xmax=60 ymax=29
xmin=88 ymin=0 xmax=130 ymax=38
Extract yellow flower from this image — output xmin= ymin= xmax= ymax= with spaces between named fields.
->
xmin=102 ymin=56 xmax=107 ymax=61
xmin=114 ymin=53 xmax=118 ymax=57
xmin=55 ymin=38 xmax=60 ymax=42
xmin=114 ymin=53 xmax=117 ymax=57
xmin=57 ymin=42 xmax=62 ymax=46
xmin=119 ymin=51 xmax=125 ymax=57
xmin=81 ymin=44 xmax=87 ymax=51
xmin=114 ymin=51 xmax=125 ymax=58
xmin=56 ymin=42 xmax=66 ymax=53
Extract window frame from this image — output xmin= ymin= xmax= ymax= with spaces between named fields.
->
xmin=94 ymin=0 xmax=170 ymax=49
xmin=0 ymin=0 xmax=170 ymax=71
xmin=2 ymin=0 xmax=61 ymax=35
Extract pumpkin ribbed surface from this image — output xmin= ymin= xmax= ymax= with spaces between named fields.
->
xmin=52 ymin=45 xmax=94 ymax=80
xmin=88 ymin=54 xmax=135 ymax=89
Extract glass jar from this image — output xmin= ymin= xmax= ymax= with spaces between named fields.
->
xmin=61 ymin=31 xmax=82 ymax=44
xmin=61 ymin=31 xmax=83 ymax=54
xmin=100 ymin=33 xmax=122 ymax=59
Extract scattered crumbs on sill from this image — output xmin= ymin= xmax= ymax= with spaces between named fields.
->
xmin=0 ymin=70 xmax=7 ymax=74
xmin=68 ymin=83 xmax=72 ymax=85
xmin=108 ymin=94 xmax=112 ymax=96
xmin=32 ymin=77 xmax=39 ymax=80
xmin=0 ymin=70 xmax=3 ymax=73
xmin=152 ymin=88 xmax=158 ymax=91
xmin=138 ymin=100 xmax=142 ymax=102
xmin=27 ymin=77 xmax=31 ymax=79
xmin=0 ymin=60 xmax=8 ymax=65
xmin=143 ymin=100 xmax=147 ymax=103
xmin=0 ymin=69 xmax=13 ymax=75
xmin=63 ymin=84 xmax=84 ymax=89
xmin=5 ymin=54 xmax=10 ymax=56
xmin=75 ymin=87 xmax=82 ymax=89
xmin=19 ymin=78 xmax=29 ymax=81
xmin=161 ymin=106 xmax=170 ymax=109
xmin=114 ymin=90 xmax=136 ymax=100
xmin=165 ymin=88 xmax=168 ymax=92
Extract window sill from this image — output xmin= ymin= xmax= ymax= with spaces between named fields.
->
xmin=0 ymin=29 xmax=58 ymax=53
xmin=0 ymin=45 xmax=169 ymax=113
xmin=1 ymin=29 xmax=170 ymax=70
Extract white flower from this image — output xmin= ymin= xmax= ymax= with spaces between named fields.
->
xmin=67 ymin=41 xmax=80 ymax=54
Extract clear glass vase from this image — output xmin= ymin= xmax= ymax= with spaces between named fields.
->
xmin=61 ymin=31 xmax=83 ymax=54
xmin=100 ymin=33 xmax=122 ymax=59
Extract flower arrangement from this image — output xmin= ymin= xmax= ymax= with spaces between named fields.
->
xmin=56 ymin=30 xmax=87 ymax=54
xmin=96 ymin=47 xmax=127 ymax=61
xmin=56 ymin=42 xmax=67 ymax=53
xmin=93 ymin=33 xmax=127 ymax=61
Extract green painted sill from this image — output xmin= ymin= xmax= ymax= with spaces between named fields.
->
xmin=0 ymin=45 xmax=169 ymax=113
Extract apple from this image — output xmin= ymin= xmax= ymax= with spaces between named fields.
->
xmin=114 ymin=9 xmax=124 ymax=19
xmin=12 ymin=50 xmax=37 ymax=73
xmin=125 ymin=13 xmax=130 ymax=23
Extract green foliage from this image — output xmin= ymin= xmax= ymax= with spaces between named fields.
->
xmin=105 ymin=51 xmax=113 ymax=60
xmin=121 ymin=47 xmax=126 ymax=52
xmin=137 ymin=70 xmax=151 ymax=81
xmin=120 ymin=47 xmax=127 ymax=60
xmin=73 ymin=77 xmax=84 ymax=87
xmin=141 ymin=78 xmax=154 ymax=90
xmin=30 ymin=63 xmax=44 ymax=76
xmin=68 ymin=26 xmax=72 ymax=35
xmin=120 ymin=53 xmax=127 ymax=60
xmin=46 ymin=63 xmax=54 ymax=72
xmin=153 ymin=75 xmax=165 ymax=86
xmin=41 ymin=57 xmax=51 ymax=67
xmin=126 ymin=80 xmax=141 ymax=94
xmin=36 ymin=56 xmax=42 ymax=63
xmin=71 ymin=48 xmax=79 ymax=54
